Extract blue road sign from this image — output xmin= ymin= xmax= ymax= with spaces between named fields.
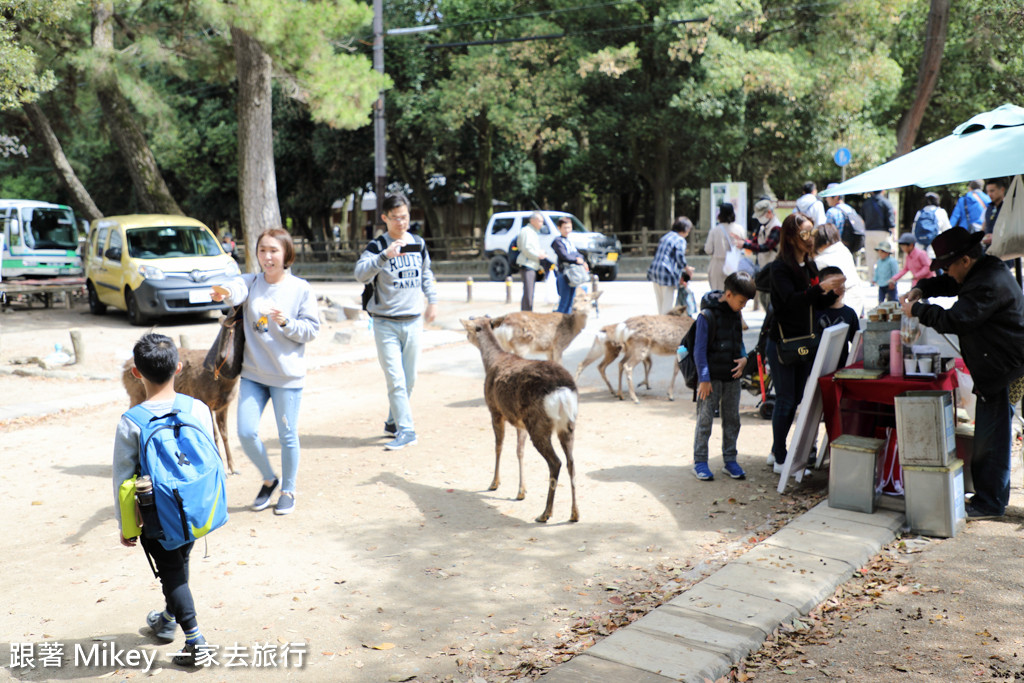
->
xmin=834 ymin=147 xmax=852 ymax=167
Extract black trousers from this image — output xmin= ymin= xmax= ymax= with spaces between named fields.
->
xmin=141 ymin=537 xmax=198 ymax=631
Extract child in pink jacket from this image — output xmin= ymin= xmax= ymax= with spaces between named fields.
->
xmin=889 ymin=232 xmax=934 ymax=288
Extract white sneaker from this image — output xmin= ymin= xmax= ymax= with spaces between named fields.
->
xmin=766 ymin=453 xmax=775 ymax=467
xmin=773 ymin=461 xmax=785 ymax=474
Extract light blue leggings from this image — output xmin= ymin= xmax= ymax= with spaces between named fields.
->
xmin=237 ymin=377 xmax=303 ymax=494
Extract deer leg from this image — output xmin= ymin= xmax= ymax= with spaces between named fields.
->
xmin=621 ymin=352 xmax=642 ymax=404
xmin=214 ymin=408 xmax=236 ymax=474
xmin=667 ymin=356 xmax=679 ymax=402
xmin=489 ymin=412 xmax=505 ymax=491
xmin=575 ymin=338 xmax=605 ymax=382
xmin=597 ymin=344 xmax=620 ymax=396
xmin=515 ymin=427 xmax=528 ymax=500
xmin=557 ymin=426 xmax=579 ymax=523
xmin=526 ymin=426 xmax=561 ymax=524
xmin=639 ymin=356 xmax=654 ymax=390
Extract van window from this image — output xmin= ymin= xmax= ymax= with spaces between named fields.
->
xmin=22 ymin=207 xmax=78 ymax=250
xmin=489 ymin=217 xmax=515 ymax=236
xmin=127 ymin=226 xmax=221 ymax=259
xmin=108 ymin=229 xmax=123 ymax=257
xmin=94 ymin=226 xmax=109 ymax=258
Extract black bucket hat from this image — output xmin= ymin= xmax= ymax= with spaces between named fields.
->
xmin=930 ymin=227 xmax=985 ymax=271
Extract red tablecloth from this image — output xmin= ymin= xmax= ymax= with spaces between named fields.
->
xmin=817 ymin=362 xmax=960 ymax=442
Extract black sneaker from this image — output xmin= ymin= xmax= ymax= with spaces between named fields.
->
xmin=173 ymin=637 xmax=211 ymax=667
xmin=252 ymin=479 xmax=279 ymax=511
xmin=145 ymin=610 xmax=177 ymax=642
xmin=384 ymin=421 xmax=397 ymax=436
xmin=965 ymin=504 xmax=1002 ymax=521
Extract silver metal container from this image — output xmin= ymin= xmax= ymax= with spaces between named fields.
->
xmin=903 ymin=460 xmax=966 ymax=538
xmin=863 ymin=319 xmax=900 ymax=370
xmin=894 ymin=390 xmax=956 ymax=466
xmin=828 ymin=434 xmax=885 ymax=513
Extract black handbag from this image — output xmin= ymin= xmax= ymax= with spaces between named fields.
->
xmin=203 ymin=305 xmax=245 ymax=380
xmin=776 ymin=311 xmax=818 ymax=366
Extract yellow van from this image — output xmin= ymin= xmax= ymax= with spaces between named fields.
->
xmin=85 ymin=214 xmax=240 ymax=325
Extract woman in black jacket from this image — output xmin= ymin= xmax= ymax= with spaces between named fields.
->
xmin=765 ymin=213 xmax=844 ymax=472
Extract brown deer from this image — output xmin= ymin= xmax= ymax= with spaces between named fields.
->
xmin=614 ymin=312 xmax=695 ymax=403
xmin=461 ymin=317 xmax=579 ymax=523
xmin=575 ymin=307 xmax=692 ymax=401
xmin=121 ymin=347 xmax=239 ymax=474
xmin=487 ymin=290 xmax=602 ymax=364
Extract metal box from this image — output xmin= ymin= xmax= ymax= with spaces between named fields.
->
xmin=863 ymin=318 xmax=900 ymax=369
xmin=828 ymin=434 xmax=885 ymax=513
xmin=954 ymin=423 xmax=975 ymax=493
xmin=903 ymin=460 xmax=966 ymax=538
xmin=894 ymin=390 xmax=956 ymax=466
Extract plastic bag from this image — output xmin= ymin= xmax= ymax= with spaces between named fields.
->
xmin=955 ymin=367 xmax=976 ymax=423
xmin=723 ymin=247 xmax=742 ymax=276
xmin=988 ymin=174 xmax=1024 ymax=259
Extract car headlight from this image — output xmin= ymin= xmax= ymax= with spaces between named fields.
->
xmin=138 ymin=264 xmax=166 ymax=280
xmin=225 ymin=260 xmax=240 ymax=276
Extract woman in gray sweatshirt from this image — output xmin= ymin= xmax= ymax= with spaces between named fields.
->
xmin=212 ymin=228 xmax=320 ymax=515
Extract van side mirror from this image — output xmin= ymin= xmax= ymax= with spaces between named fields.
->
xmin=104 ymin=247 xmax=122 ymax=261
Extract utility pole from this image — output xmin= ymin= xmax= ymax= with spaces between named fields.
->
xmin=372 ymin=0 xmax=386 ymax=225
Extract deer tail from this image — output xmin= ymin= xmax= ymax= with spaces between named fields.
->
xmin=544 ymin=387 xmax=578 ymax=434
xmin=610 ymin=322 xmax=632 ymax=346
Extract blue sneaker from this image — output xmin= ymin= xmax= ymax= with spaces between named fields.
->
xmin=385 ymin=430 xmax=418 ymax=451
xmin=723 ymin=461 xmax=746 ymax=480
xmin=274 ymin=492 xmax=295 ymax=516
xmin=692 ymin=462 xmax=714 ymax=481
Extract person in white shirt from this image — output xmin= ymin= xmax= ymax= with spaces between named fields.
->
xmin=796 ymin=181 xmax=827 ymax=227
xmin=704 ymin=202 xmax=747 ymax=291
xmin=813 ymin=223 xmax=865 ymax=317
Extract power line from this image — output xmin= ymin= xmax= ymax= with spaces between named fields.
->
xmin=425 ymin=16 xmax=709 ymax=50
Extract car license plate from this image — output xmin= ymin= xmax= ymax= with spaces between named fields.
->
xmin=189 ymin=289 xmax=212 ymax=304
xmin=607 ymin=252 xmax=619 ymax=262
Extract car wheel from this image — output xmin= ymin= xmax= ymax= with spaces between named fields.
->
xmin=86 ymin=281 xmax=107 ymax=315
xmin=598 ymin=264 xmax=618 ymax=282
xmin=488 ymin=254 xmax=511 ymax=281
xmin=125 ymin=288 xmax=148 ymax=326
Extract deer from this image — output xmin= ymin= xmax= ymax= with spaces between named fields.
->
xmin=487 ymin=290 xmax=602 ymax=364
xmin=574 ymin=307 xmax=692 ymax=402
xmin=121 ymin=346 xmax=239 ymax=474
xmin=460 ymin=317 xmax=579 ymax=523
xmin=614 ymin=311 xmax=695 ymax=403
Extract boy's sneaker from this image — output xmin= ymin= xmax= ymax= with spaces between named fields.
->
xmin=145 ymin=610 xmax=177 ymax=642
xmin=772 ymin=460 xmax=785 ymax=474
xmin=384 ymin=421 xmax=397 ymax=436
xmin=274 ymin=493 xmax=295 ymax=516
xmin=173 ymin=636 xmax=210 ymax=667
xmin=692 ymin=462 xmax=714 ymax=481
xmin=385 ymin=430 xmax=418 ymax=451
xmin=251 ymin=479 xmax=279 ymax=511
xmin=722 ymin=461 xmax=746 ymax=480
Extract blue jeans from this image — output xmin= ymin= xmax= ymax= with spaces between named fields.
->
xmin=971 ymin=388 xmax=1013 ymax=515
xmin=693 ymin=379 xmax=741 ymax=464
xmin=373 ymin=316 xmax=422 ymax=433
xmin=555 ymin=272 xmax=576 ymax=314
xmin=878 ymin=286 xmax=897 ymax=303
xmin=766 ymin=338 xmax=812 ymax=463
xmin=237 ymin=378 xmax=303 ymax=494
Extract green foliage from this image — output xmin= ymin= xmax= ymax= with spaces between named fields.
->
xmin=0 ymin=0 xmax=76 ymax=110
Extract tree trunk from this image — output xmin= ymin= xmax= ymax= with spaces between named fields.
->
xmin=22 ymin=102 xmax=103 ymax=220
xmin=232 ymin=26 xmax=283 ymax=273
xmin=641 ymin=142 xmax=673 ymax=233
xmin=473 ymin=112 xmax=493 ymax=236
xmin=393 ymin=143 xmax=445 ymax=255
xmin=91 ymin=0 xmax=182 ymax=216
xmin=895 ymin=0 xmax=951 ymax=156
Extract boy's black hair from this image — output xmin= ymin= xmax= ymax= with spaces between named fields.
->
xmin=817 ymin=265 xmax=844 ymax=279
xmin=724 ymin=271 xmax=756 ymax=299
xmin=381 ymin=192 xmax=410 ymax=214
xmin=133 ymin=333 xmax=178 ymax=384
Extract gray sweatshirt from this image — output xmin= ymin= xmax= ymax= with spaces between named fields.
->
xmin=112 ymin=397 xmax=214 ymax=530
xmin=221 ymin=272 xmax=320 ymax=388
xmin=354 ymin=233 xmax=438 ymax=318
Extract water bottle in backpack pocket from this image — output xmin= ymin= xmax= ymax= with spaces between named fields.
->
xmin=124 ymin=394 xmax=229 ymax=550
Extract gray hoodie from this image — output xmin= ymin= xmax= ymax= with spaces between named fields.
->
xmin=354 ymin=232 xmax=438 ymax=318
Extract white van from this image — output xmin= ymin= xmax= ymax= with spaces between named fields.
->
xmin=0 ymin=200 xmax=84 ymax=279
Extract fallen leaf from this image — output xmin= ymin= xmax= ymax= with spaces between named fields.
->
xmin=364 ymin=642 xmax=396 ymax=650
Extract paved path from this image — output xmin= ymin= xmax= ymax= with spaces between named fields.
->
xmin=543 ymin=503 xmax=905 ymax=682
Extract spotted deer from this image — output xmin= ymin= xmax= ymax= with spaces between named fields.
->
xmin=575 ymin=307 xmax=693 ymax=403
xmin=461 ymin=317 xmax=579 ymax=523
xmin=122 ymin=347 xmax=239 ymax=473
xmin=487 ymin=290 xmax=602 ymax=364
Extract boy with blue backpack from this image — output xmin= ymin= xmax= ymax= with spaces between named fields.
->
xmin=113 ymin=333 xmax=227 ymax=666
xmin=687 ymin=271 xmax=757 ymax=481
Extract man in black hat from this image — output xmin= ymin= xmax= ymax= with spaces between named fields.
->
xmin=901 ymin=227 xmax=1024 ymax=519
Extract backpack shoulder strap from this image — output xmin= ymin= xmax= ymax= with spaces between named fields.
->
xmin=172 ymin=393 xmax=194 ymax=414
xmin=123 ymin=403 xmax=156 ymax=429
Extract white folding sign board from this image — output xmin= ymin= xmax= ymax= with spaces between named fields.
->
xmin=777 ymin=323 xmax=849 ymax=492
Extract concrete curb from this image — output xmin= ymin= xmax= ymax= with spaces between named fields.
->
xmin=541 ymin=502 xmax=905 ymax=682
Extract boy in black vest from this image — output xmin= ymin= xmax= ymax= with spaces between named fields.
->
xmin=692 ymin=272 xmax=757 ymax=481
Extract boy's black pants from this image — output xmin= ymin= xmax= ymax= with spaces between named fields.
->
xmin=141 ymin=537 xmax=198 ymax=631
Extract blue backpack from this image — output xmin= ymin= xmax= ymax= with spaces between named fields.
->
xmin=914 ymin=206 xmax=939 ymax=247
xmin=124 ymin=395 xmax=228 ymax=550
